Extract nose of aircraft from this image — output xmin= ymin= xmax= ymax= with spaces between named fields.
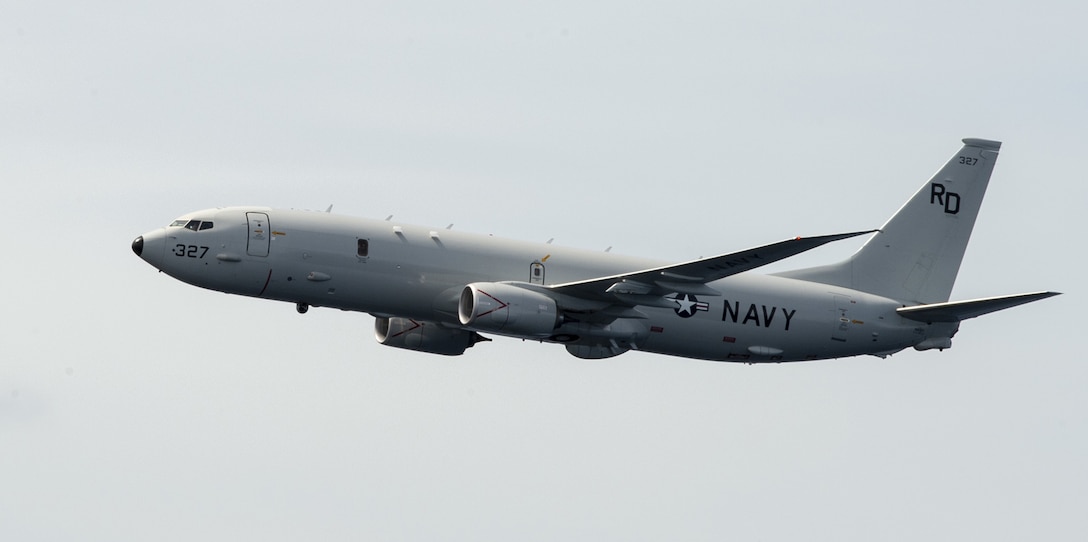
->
xmin=133 ymin=228 xmax=166 ymax=268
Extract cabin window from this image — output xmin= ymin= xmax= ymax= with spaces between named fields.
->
xmin=357 ymin=239 xmax=369 ymax=257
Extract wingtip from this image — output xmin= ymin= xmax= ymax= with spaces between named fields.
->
xmin=1026 ymin=291 xmax=1062 ymax=299
xmin=839 ymin=229 xmax=879 ymax=240
xmin=796 ymin=229 xmax=877 ymax=241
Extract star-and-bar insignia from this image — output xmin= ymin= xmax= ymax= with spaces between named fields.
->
xmin=672 ymin=293 xmax=709 ymax=318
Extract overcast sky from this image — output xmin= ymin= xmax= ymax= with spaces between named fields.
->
xmin=2 ymin=1 xmax=1083 ymax=540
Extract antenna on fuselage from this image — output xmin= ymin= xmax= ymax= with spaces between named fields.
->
xmin=325 ymin=204 xmax=333 ymax=213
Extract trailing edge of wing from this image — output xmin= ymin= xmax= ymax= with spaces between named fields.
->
xmin=896 ymin=291 xmax=1061 ymax=323
xmin=551 ymin=230 xmax=876 ymax=301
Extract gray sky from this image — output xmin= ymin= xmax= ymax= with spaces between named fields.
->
xmin=2 ymin=1 xmax=1083 ymax=540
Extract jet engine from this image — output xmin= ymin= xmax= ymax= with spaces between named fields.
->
xmin=375 ymin=317 xmax=488 ymax=356
xmin=458 ymin=282 xmax=559 ymax=338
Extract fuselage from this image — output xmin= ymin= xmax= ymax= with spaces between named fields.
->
xmin=133 ymin=206 xmax=928 ymax=362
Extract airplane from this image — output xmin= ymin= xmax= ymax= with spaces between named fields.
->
xmin=132 ymin=138 xmax=1058 ymax=362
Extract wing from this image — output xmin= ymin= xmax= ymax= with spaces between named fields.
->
xmin=541 ymin=231 xmax=875 ymax=312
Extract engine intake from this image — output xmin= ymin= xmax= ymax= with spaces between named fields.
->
xmin=375 ymin=317 xmax=487 ymax=356
xmin=458 ymin=282 xmax=559 ymax=338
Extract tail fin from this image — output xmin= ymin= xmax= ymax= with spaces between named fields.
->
xmin=778 ymin=138 xmax=1002 ymax=304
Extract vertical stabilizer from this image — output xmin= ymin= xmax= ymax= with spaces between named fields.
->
xmin=777 ymin=138 xmax=1001 ymax=304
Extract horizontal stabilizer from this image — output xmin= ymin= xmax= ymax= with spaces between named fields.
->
xmin=897 ymin=291 xmax=1061 ymax=323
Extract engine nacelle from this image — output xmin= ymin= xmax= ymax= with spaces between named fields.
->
xmin=375 ymin=317 xmax=487 ymax=356
xmin=458 ymin=282 xmax=559 ymax=338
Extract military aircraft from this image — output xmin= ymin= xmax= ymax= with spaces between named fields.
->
xmin=133 ymin=138 xmax=1057 ymax=362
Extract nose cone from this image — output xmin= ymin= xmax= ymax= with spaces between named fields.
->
xmin=134 ymin=228 xmax=166 ymax=268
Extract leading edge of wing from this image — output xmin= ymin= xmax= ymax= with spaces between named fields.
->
xmin=549 ymin=230 xmax=876 ymax=300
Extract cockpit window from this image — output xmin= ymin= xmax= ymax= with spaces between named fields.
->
xmin=169 ymin=219 xmax=213 ymax=231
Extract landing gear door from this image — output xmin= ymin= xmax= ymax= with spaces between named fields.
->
xmin=247 ymin=212 xmax=270 ymax=257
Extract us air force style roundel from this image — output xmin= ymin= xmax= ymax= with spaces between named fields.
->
xmin=672 ymin=293 xmax=709 ymax=318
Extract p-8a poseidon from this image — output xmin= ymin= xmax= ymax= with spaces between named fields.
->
xmin=133 ymin=139 xmax=1058 ymax=362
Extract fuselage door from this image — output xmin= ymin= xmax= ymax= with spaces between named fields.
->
xmin=832 ymin=294 xmax=853 ymax=343
xmin=529 ymin=261 xmax=545 ymax=284
xmin=247 ymin=212 xmax=270 ymax=257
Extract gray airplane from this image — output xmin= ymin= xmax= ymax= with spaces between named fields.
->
xmin=133 ymin=138 xmax=1058 ymax=362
